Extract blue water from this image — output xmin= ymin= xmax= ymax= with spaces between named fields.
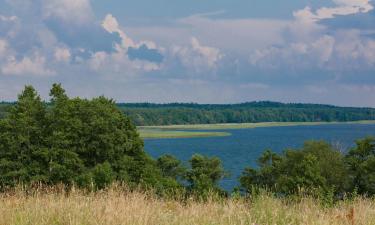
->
xmin=144 ymin=124 xmax=375 ymax=191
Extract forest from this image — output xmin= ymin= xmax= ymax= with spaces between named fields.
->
xmin=119 ymin=102 xmax=375 ymax=125
xmin=2 ymin=101 xmax=375 ymax=126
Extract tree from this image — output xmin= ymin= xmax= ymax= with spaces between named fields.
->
xmin=185 ymin=154 xmax=226 ymax=195
xmin=157 ymin=154 xmax=186 ymax=180
xmin=346 ymin=137 xmax=375 ymax=195
xmin=240 ymin=141 xmax=349 ymax=196
xmin=0 ymin=84 xmax=170 ymax=190
xmin=0 ymin=86 xmax=48 ymax=186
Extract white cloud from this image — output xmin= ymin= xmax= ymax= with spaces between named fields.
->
xmin=191 ymin=37 xmax=223 ymax=68
xmin=2 ymin=54 xmax=55 ymax=76
xmin=0 ymin=15 xmax=17 ymax=22
xmin=0 ymin=39 xmax=8 ymax=58
xmin=42 ymin=0 xmax=94 ymax=24
xmin=89 ymin=50 xmax=160 ymax=77
xmin=294 ymin=0 xmax=374 ymax=23
xmin=171 ymin=37 xmax=223 ymax=74
xmin=54 ymin=47 xmax=71 ymax=63
xmin=101 ymin=14 xmax=159 ymax=51
xmin=249 ymin=0 xmax=375 ymax=71
xmin=102 ymin=14 xmax=137 ymax=49
xmin=249 ymin=35 xmax=336 ymax=68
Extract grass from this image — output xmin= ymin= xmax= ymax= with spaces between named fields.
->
xmin=140 ymin=120 xmax=375 ymax=131
xmin=138 ymin=128 xmax=231 ymax=139
xmin=0 ymin=187 xmax=374 ymax=225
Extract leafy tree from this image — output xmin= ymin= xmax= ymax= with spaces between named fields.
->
xmin=0 ymin=84 xmax=170 ymax=190
xmin=157 ymin=154 xmax=186 ymax=180
xmin=346 ymin=137 xmax=375 ymax=195
xmin=185 ymin=154 xmax=226 ymax=195
xmin=240 ymin=141 xmax=349 ymax=196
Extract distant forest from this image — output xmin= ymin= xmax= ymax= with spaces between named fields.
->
xmin=118 ymin=102 xmax=375 ymax=126
xmin=1 ymin=101 xmax=375 ymax=126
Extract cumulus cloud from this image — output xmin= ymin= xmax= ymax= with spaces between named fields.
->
xmin=54 ymin=47 xmax=71 ymax=63
xmin=42 ymin=0 xmax=94 ymax=25
xmin=249 ymin=0 xmax=375 ymax=72
xmin=250 ymin=35 xmax=335 ymax=69
xmin=171 ymin=37 xmax=223 ymax=74
xmin=294 ymin=0 xmax=374 ymax=23
xmin=102 ymin=14 xmax=137 ymax=49
xmin=2 ymin=54 xmax=55 ymax=76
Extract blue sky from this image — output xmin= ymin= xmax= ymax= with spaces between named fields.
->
xmin=0 ymin=0 xmax=375 ymax=106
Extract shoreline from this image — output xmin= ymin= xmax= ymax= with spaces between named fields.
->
xmin=138 ymin=121 xmax=375 ymax=139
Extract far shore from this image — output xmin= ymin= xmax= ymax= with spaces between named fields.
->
xmin=139 ymin=120 xmax=375 ymax=130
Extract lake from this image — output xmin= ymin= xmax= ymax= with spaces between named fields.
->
xmin=144 ymin=124 xmax=375 ymax=191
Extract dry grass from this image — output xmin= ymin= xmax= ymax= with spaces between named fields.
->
xmin=0 ymin=187 xmax=374 ymax=225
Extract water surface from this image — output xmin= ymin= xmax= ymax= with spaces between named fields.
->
xmin=144 ymin=124 xmax=375 ymax=191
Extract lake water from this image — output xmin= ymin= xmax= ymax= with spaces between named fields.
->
xmin=144 ymin=124 xmax=375 ymax=191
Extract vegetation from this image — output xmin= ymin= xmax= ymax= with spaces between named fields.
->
xmin=118 ymin=102 xmax=375 ymax=126
xmin=240 ymin=137 xmax=375 ymax=201
xmin=138 ymin=128 xmax=231 ymax=139
xmin=1 ymin=85 xmax=375 ymax=224
xmin=0 ymin=84 xmax=226 ymax=196
xmin=141 ymin=121 xmax=375 ymax=131
xmin=2 ymin=102 xmax=375 ymax=126
xmin=0 ymin=186 xmax=374 ymax=225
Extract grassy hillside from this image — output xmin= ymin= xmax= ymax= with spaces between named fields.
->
xmin=0 ymin=187 xmax=373 ymax=225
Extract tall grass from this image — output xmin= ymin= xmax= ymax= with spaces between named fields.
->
xmin=0 ymin=186 xmax=374 ymax=225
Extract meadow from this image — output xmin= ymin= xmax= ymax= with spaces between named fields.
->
xmin=139 ymin=121 xmax=375 ymax=138
xmin=0 ymin=186 xmax=374 ymax=225
xmin=138 ymin=128 xmax=231 ymax=139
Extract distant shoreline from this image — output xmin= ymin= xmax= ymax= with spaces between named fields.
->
xmin=138 ymin=120 xmax=375 ymax=139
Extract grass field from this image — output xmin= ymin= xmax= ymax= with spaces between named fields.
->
xmin=140 ymin=120 xmax=375 ymax=131
xmin=138 ymin=121 xmax=375 ymax=139
xmin=138 ymin=128 xmax=231 ymax=139
xmin=1 ymin=187 xmax=374 ymax=225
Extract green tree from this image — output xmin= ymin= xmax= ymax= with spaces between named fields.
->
xmin=0 ymin=86 xmax=48 ymax=186
xmin=240 ymin=141 xmax=348 ymax=196
xmin=157 ymin=154 xmax=186 ymax=180
xmin=0 ymin=84 xmax=173 ymax=191
xmin=185 ymin=154 xmax=226 ymax=195
xmin=346 ymin=137 xmax=375 ymax=195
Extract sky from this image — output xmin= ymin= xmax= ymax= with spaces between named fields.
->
xmin=0 ymin=0 xmax=375 ymax=107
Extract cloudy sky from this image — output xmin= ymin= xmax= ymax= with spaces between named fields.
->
xmin=0 ymin=0 xmax=375 ymax=106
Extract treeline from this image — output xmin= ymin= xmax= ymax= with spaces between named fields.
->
xmin=2 ymin=101 xmax=375 ymax=126
xmin=119 ymin=102 xmax=375 ymax=126
xmin=0 ymin=85 xmax=375 ymax=202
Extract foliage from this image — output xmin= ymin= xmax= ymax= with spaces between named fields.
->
xmin=118 ymin=102 xmax=375 ymax=126
xmin=346 ymin=137 xmax=375 ymax=196
xmin=185 ymin=154 xmax=226 ymax=196
xmin=240 ymin=141 xmax=350 ymax=197
xmin=0 ymin=84 xmax=166 ymax=190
